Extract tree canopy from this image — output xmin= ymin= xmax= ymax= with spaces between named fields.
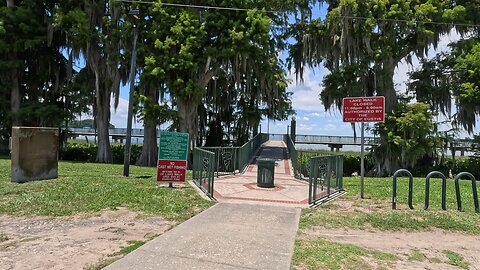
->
xmin=1 ymin=0 xmax=479 ymax=173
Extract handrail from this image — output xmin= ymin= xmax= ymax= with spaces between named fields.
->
xmin=199 ymin=133 xmax=268 ymax=177
xmin=284 ymin=134 xmax=298 ymax=178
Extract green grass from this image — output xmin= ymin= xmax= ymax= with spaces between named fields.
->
xmin=293 ymin=176 xmax=480 ymax=269
xmin=299 ymin=177 xmax=480 ymax=234
xmin=114 ymin=240 xmax=146 ymax=256
xmin=0 ymin=232 xmax=8 ymax=242
xmin=293 ymin=239 xmax=397 ymax=270
xmin=300 ymin=207 xmax=480 ymax=233
xmin=0 ymin=158 xmax=214 ymax=221
xmin=408 ymin=249 xmax=427 ymax=262
xmin=84 ymin=258 xmax=118 ymax=270
xmin=344 ymin=176 xmax=479 ymax=212
xmin=443 ymin=250 xmax=470 ymax=269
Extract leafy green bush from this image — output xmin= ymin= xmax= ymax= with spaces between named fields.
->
xmin=442 ymin=157 xmax=480 ymax=179
xmin=110 ymin=144 xmax=142 ymax=164
xmin=295 ymin=150 xmax=374 ymax=177
xmin=61 ymin=143 xmax=97 ymax=162
xmin=0 ymin=142 xmax=8 ymax=156
xmin=342 ymin=153 xmax=374 ymax=176
xmin=409 ymin=157 xmax=480 ymax=179
xmin=61 ymin=143 xmax=142 ymax=164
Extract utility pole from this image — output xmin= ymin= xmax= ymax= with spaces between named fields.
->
xmin=123 ymin=9 xmax=140 ymax=177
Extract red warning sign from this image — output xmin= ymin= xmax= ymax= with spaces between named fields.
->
xmin=156 ymin=159 xmax=187 ymax=182
xmin=343 ymin=96 xmax=385 ymax=123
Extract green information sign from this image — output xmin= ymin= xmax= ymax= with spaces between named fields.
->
xmin=158 ymin=131 xmax=189 ymax=160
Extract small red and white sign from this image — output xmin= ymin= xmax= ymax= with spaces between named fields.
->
xmin=157 ymin=159 xmax=187 ymax=182
xmin=343 ymin=96 xmax=385 ymax=123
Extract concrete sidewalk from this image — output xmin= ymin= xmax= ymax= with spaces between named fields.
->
xmin=104 ymin=203 xmax=301 ymax=270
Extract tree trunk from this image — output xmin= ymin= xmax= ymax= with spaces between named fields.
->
xmin=374 ymin=56 xmax=398 ymax=176
xmin=6 ymin=1 xmax=19 ymax=126
xmin=10 ymin=69 xmax=20 ymax=126
xmin=177 ymin=98 xmax=198 ymax=147
xmin=177 ymin=97 xmax=199 ymax=170
xmin=95 ymin=88 xmax=112 ymax=163
xmin=136 ymin=86 xmax=159 ymax=166
xmin=136 ymin=123 xmax=157 ymax=166
xmin=381 ymin=57 xmax=396 ymax=114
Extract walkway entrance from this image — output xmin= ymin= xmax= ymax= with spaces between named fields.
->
xmin=192 ymin=135 xmax=344 ymax=206
xmin=214 ymin=141 xmax=310 ymax=206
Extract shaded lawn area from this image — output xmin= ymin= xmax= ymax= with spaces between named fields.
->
xmin=0 ymin=158 xmax=214 ymax=222
xmin=293 ymin=176 xmax=480 ymax=270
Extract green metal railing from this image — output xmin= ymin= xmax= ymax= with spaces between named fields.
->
xmin=285 ymin=135 xmax=298 ymax=177
xmin=193 ymin=133 xmax=268 ymax=198
xmin=237 ymin=133 xmax=269 ymax=172
xmin=308 ymin=155 xmax=344 ymax=205
xmin=285 ymin=134 xmax=344 ymax=205
xmin=201 ymin=133 xmax=268 ymax=176
xmin=198 ymin=147 xmax=238 ymax=176
xmin=294 ymin=150 xmax=332 ymax=181
xmin=286 ymin=135 xmax=327 ymax=181
xmin=192 ymin=148 xmax=215 ymax=198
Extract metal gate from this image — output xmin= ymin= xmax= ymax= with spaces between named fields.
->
xmin=192 ymin=148 xmax=215 ymax=198
xmin=284 ymin=135 xmax=344 ymax=205
xmin=192 ymin=134 xmax=268 ymax=199
xmin=308 ymin=155 xmax=344 ymax=205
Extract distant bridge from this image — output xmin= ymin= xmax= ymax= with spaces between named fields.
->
xmin=294 ymin=134 xmax=379 ymax=147
xmin=68 ymin=128 xmax=153 ymax=138
xmin=293 ymin=134 xmax=474 ymax=156
xmin=68 ymin=128 xmax=475 ymax=156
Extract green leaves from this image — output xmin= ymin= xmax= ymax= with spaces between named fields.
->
xmin=53 ymin=9 xmax=90 ymax=45
xmin=373 ymin=100 xmax=441 ymax=171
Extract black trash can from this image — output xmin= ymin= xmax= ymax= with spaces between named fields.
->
xmin=257 ymin=158 xmax=275 ymax=188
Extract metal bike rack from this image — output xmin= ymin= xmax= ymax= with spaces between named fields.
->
xmin=424 ymin=171 xmax=447 ymax=210
xmin=454 ymin=172 xmax=479 ymax=213
xmin=392 ymin=169 xmax=414 ymax=210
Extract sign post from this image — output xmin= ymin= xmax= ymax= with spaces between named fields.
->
xmin=157 ymin=131 xmax=189 ymax=186
xmin=343 ymin=96 xmax=385 ymax=198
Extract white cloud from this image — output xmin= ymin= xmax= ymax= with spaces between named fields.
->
xmin=307 ymin=112 xmax=322 ymax=117
xmin=288 ymin=68 xmax=327 ymax=112
xmin=110 ymin=96 xmax=142 ymax=129
xmin=302 ymin=116 xmax=310 ymax=121
xmin=298 ymin=123 xmax=314 ymax=131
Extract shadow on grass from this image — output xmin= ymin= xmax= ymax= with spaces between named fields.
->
xmin=156 ymin=185 xmax=190 ymax=190
xmin=135 ymin=176 xmax=152 ymax=179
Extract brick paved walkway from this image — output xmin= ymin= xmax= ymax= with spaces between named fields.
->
xmin=213 ymin=141 xmax=310 ymax=207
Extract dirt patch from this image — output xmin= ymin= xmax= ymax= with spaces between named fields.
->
xmin=328 ymin=196 xmax=391 ymax=213
xmin=0 ymin=208 xmax=173 ymax=270
xmin=302 ymin=198 xmax=480 ymax=270
xmin=302 ymin=228 xmax=480 ymax=269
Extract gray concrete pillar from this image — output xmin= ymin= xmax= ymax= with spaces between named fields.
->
xmin=11 ymin=127 xmax=59 ymax=183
